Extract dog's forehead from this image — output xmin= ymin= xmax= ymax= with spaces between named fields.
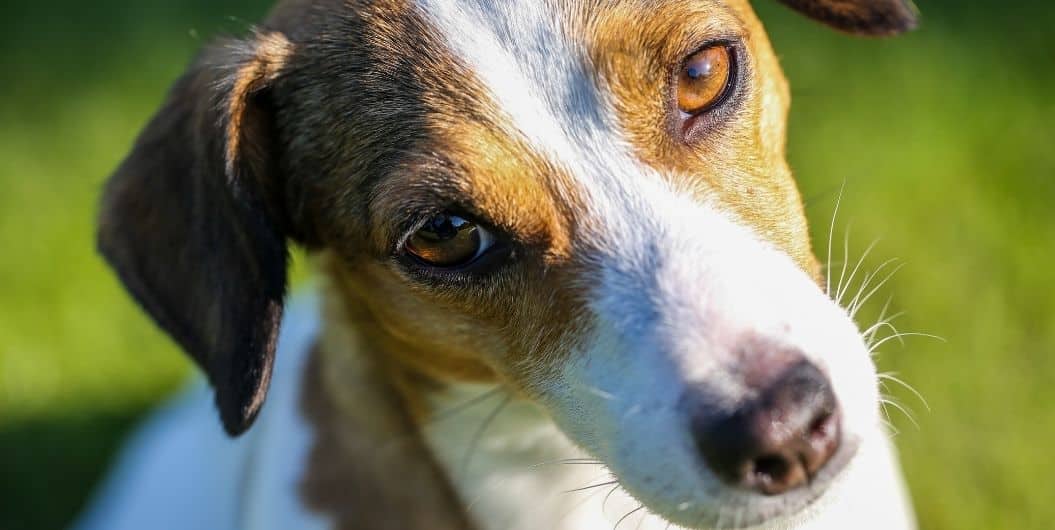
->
xmin=409 ymin=0 xmax=751 ymax=176
xmin=290 ymin=0 xmax=810 ymax=271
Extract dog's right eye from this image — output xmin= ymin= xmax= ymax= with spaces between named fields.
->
xmin=405 ymin=213 xmax=495 ymax=268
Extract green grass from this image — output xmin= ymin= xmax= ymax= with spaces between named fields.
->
xmin=1 ymin=1 xmax=1053 ymax=528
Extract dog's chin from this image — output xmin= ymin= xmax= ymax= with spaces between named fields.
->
xmin=622 ymin=436 xmax=861 ymax=530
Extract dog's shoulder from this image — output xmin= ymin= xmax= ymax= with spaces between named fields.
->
xmin=73 ymin=292 xmax=332 ymax=530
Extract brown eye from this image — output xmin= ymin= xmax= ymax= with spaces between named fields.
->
xmin=677 ymin=45 xmax=733 ymax=115
xmin=406 ymin=213 xmax=494 ymax=268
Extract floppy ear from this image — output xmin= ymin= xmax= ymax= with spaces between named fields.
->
xmin=98 ymin=32 xmax=295 ymax=436
xmin=775 ymin=0 xmax=919 ymax=36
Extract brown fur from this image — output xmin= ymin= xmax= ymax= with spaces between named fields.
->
xmin=299 ymin=286 xmax=475 ymax=530
xmin=577 ymin=0 xmax=817 ymax=274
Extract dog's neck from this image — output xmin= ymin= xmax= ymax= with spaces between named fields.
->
xmin=307 ymin=262 xmax=668 ymax=530
xmin=299 ymin=276 xmax=473 ymax=530
xmin=420 ymin=383 xmax=610 ymax=530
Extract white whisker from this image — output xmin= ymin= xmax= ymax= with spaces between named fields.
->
xmin=824 ymin=181 xmax=846 ymax=297
xmin=869 ymin=332 xmax=946 ymax=353
xmin=878 ymin=371 xmax=932 ymax=412
xmin=834 ymin=222 xmax=853 ymax=302
xmin=848 ymin=259 xmax=903 ymax=318
xmin=837 ymin=238 xmax=880 ymax=306
xmin=865 ymin=317 xmax=905 ymax=349
xmin=879 ymin=395 xmax=920 ymax=430
xmin=459 ymin=394 xmax=512 ymax=477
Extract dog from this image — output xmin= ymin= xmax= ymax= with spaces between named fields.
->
xmin=77 ymin=1 xmax=920 ymax=529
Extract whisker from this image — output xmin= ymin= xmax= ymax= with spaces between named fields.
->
xmin=555 ymin=476 xmax=617 ymax=525
xmin=837 ymin=238 xmax=880 ymax=306
xmin=459 ymin=394 xmax=512 ymax=476
xmin=834 ymin=222 xmax=853 ymax=303
xmin=878 ymin=371 xmax=931 ymax=412
xmin=862 ymin=301 xmax=904 ymax=347
xmin=602 ymin=483 xmax=623 ymax=517
xmin=542 ymin=460 xmax=606 ymax=466
xmin=879 ymin=416 xmax=901 ymax=437
xmin=877 ymin=393 xmax=897 ymax=431
xmin=866 ymin=320 xmax=905 ymax=351
xmin=634 ymin=509 xmax=648 ymax=530
xmin=845 ymin=257 xmax=899 ymax=310
xmin=425 ymin=387 xmax=505 ymax=426
xmin=824 ymin=181 xmax=846 ymax=297
xmin=564 ymin=480 xmax=620 ymax=494
xmin=614 ymin=505 xmax=646 ymax=530
xmin=848 ymin=261 xmax=904 ymax=318
xmin=869 ymin=332 xmax=946 ymax=353
xmin=879 ymin=396 xmax=920 ymax=430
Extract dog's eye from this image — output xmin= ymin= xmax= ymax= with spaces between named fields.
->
xmin=677 ymin=45 xmax=733 ymax=115
xmin=406 ymin=213 xmax=494 ymax=268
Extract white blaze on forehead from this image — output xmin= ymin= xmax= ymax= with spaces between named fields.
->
xmin=414 ymin=0 xmax=677 ymax=225
xmin=415 ymin=0 xmax=608 ymax=162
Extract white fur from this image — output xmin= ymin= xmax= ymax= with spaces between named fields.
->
xmin=72 ymin=295 xmax=333 ymax=530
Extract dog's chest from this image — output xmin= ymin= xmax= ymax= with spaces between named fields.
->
xmin=421 ymin=384 xmax=673 ymax=530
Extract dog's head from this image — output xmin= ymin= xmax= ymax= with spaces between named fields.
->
xmin=98 ymin=0 xmax=916 ymax=527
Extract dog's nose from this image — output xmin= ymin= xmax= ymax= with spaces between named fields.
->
xmin=692 ymin=360 xmax=841 ymax=495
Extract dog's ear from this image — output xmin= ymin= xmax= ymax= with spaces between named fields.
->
xmin=775 ymin=0 xmax=919 ymax=36
xmin=98 ymin=32 xmax=295 ymax=436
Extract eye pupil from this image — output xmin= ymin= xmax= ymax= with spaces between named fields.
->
xmin=421 ymin=214 xmax=468 ymax=241
xmin=406 ymin=213 xmax=492 ymax=268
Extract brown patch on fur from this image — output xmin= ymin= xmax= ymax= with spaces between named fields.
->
xmin=578 ymin=0 xmax=819 ymax=278
xmin=299 ymin=311 xmax=476 ymax=530
xmin=261 ymin=0 xmax=593 ymax=399
xmin=224 ymin=32 xmax=293 ymax=176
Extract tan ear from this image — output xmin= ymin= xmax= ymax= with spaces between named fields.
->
xmin=775 ymin=0 xmax=919 ymax=36
xmin=98 ymin=32 xmax=295 ymax=436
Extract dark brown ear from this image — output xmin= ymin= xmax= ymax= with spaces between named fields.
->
xmin=98 ymin=32 xmax=295 ymax=436
xmin=775 ymin=0 xmax=919 ymax=36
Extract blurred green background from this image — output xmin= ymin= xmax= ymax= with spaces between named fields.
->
xmin=1 ymin=1 xmax=1052 ymax=529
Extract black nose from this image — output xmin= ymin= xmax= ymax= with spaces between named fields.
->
xmin=693 ymin=360 xmax=841 ymax=495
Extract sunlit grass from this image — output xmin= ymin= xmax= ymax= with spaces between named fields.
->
xmin=1 ymin=1 xmax=1052 ymax=529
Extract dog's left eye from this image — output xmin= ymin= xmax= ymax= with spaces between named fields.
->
xmin=677 ymin=45 xmax=734 ymax=115
xmin=406 ymin=213 xmax=495 ymax=268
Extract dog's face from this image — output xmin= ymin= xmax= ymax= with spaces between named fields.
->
xmin=98 ymin=0 xmax=916 ymax=527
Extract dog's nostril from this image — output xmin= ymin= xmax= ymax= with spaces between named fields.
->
xmin=810 ymin=411 xmax=833 ymax=436
xmin=749 ymin=452 xmax=808 ymax=495
xmin=752 ymin=454 xmax=792 ymax=483
xmin=692 ymin=360 xmax=842 ymax=496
